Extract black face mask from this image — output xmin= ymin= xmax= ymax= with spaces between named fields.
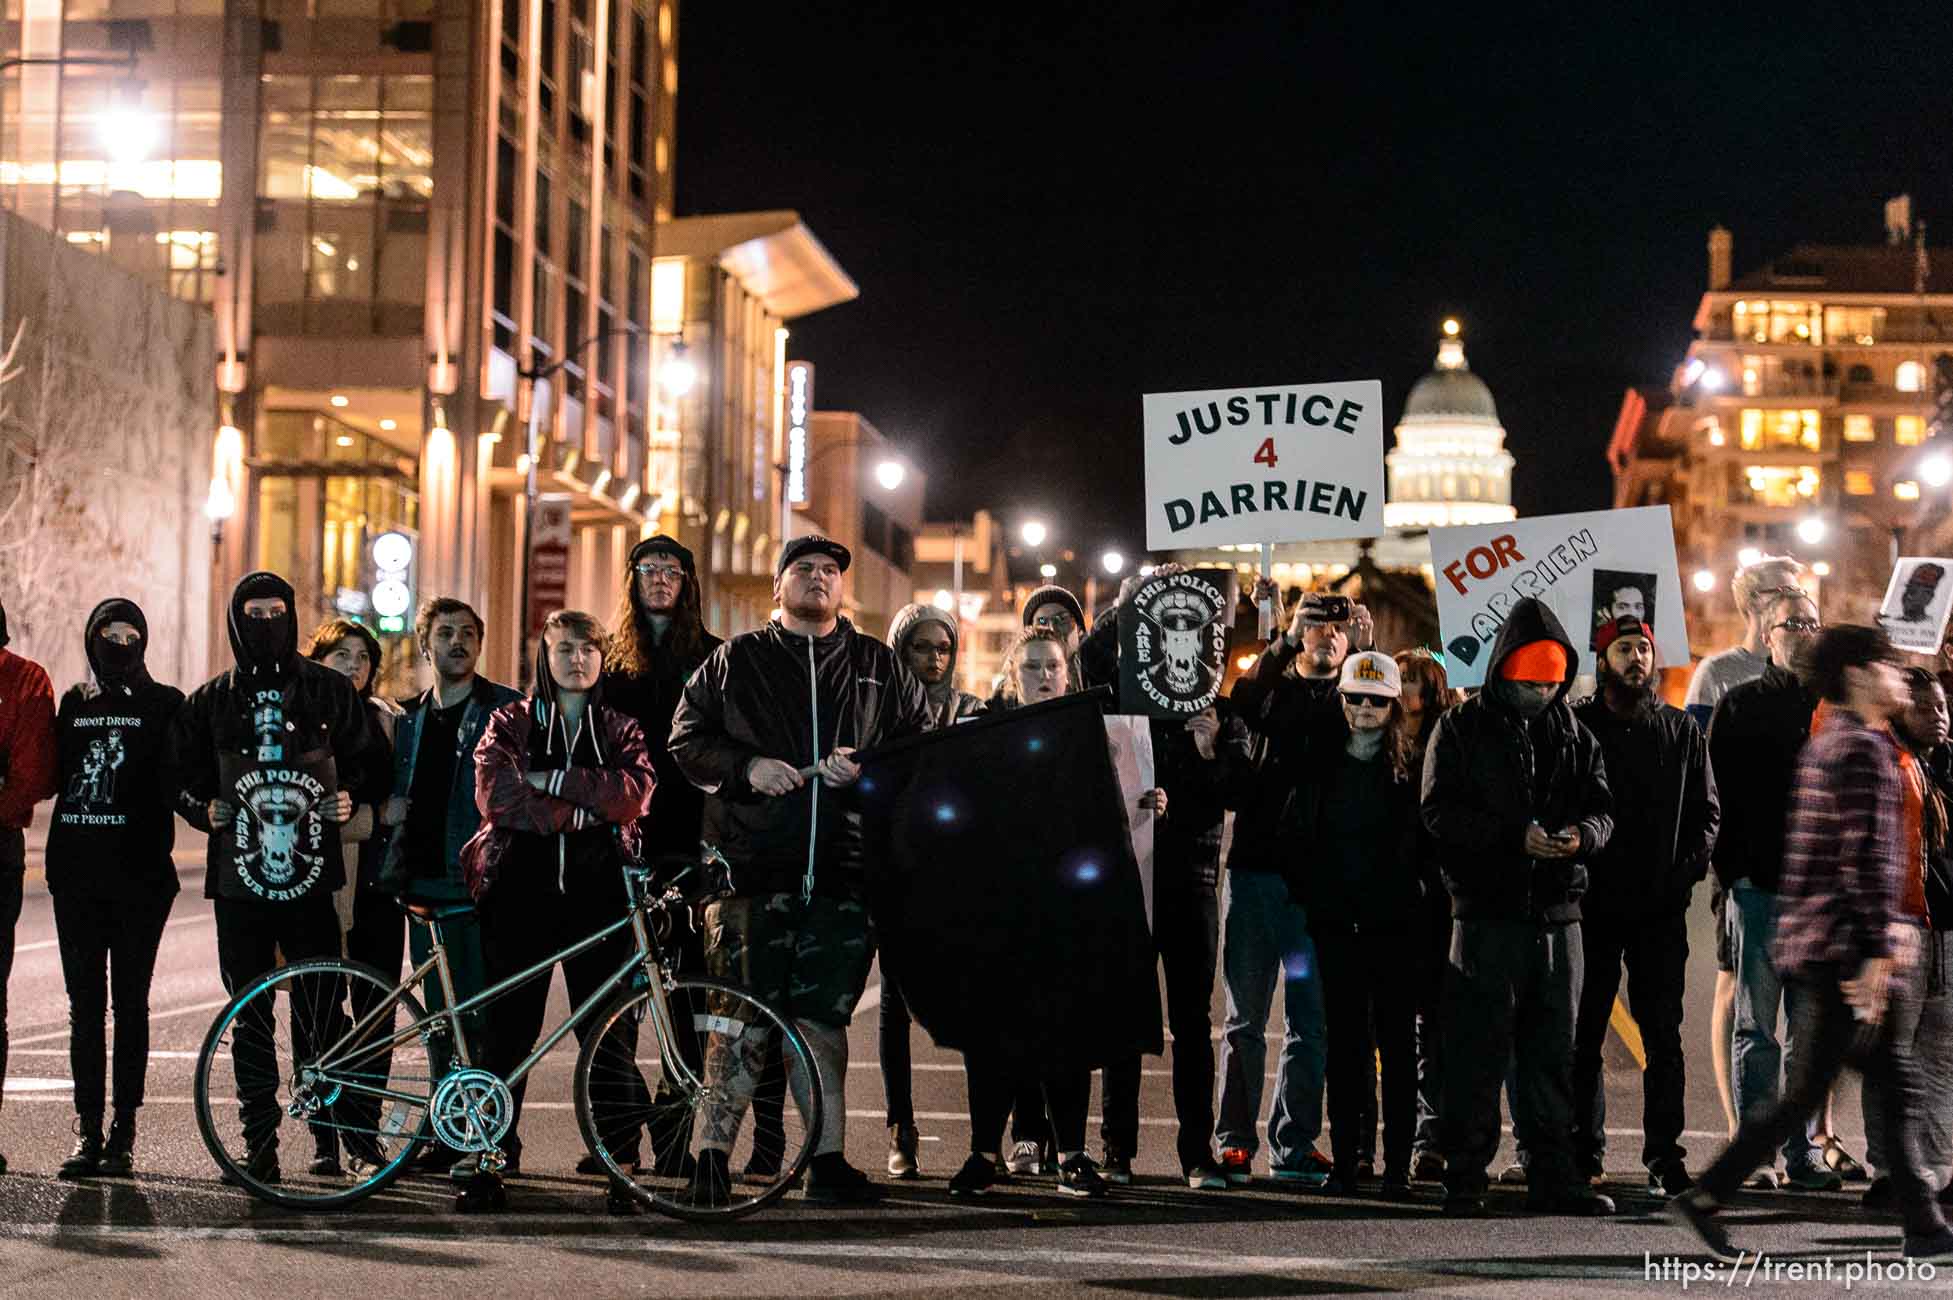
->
xmin=1494 ymin=678 xmax=1555 ymax=721
xmin=238 ymin=613 xmax=293 ymax=672
xmin=95 ymin=636 xmax=144 ymax=679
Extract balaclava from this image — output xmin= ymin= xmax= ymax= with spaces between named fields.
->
xmin=85 ymin=597 xmax=151 ymax=694
xmin=227 ymin=572 xmax=299 ymax=680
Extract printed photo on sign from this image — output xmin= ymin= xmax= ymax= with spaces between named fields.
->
xmin=1428 ymin=505 xmax=1688 ymax=687
xmin=1589 ymin=568 xmax=1658 ymax=648
xmin=1141 ymin=380 xmax=1386 ymax=550
xmin=1118 ymin=569 xmax=1239 ymax=718
xmin=1876 ymin=557 xmax=1953 ymax=654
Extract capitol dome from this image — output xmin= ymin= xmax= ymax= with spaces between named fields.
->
xmin=1384 ymin=320 xmax=1517 ymax=529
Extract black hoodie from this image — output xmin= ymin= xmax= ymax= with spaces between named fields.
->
xmin=45 ymin=599 xmax=186 ymax=898
xmin=1419 ymin=597 xmax=1614 ymax=923
xmin=173 ymin=572 xmax=373 ymax=900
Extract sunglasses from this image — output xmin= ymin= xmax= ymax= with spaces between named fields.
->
xmin=1773 ymin=617 xmax=1821 ymax=633
xmin=1340 ymin=692 xmax=1392 ymax=708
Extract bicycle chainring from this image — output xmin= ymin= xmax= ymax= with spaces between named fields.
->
xmin=429 ymin=1068 xmax=514 ymax=1153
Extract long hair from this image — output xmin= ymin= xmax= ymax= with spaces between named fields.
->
xmin=1395 ymin=648 xmax=1458 ymax=757
xmin=1906 ymin=666 xmax=1949 ymax=857
xmin=305 ymin=618 xmax=382 ymax=698
xmin=999 ymin=626 xmax=1072 ymax=705
xmin=608 ymin=562 xmax=708 ymax=676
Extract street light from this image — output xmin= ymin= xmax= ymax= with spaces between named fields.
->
xmin=1737 ymin=547 xmax=1763 ymax=568
xmin=1101 ymin=550 xmax=1126 ymax=576
xmin=1923 ymin=452 xmax=1953 ymax=489
xmin=1039 ymin=562 xmax=1057 ymax=579
xmin=99 ymin=82 xmax=155 ymax=165
xmin=874 ymin=459 xmax=906 ymax=491
xmin=1692 ymin=568 xmax=1717 ymax=593
xmin=1021 ymin=520 xmax=1047 ymax=549
xmin=658 ymin=342 xmax=697 ymax=396
xmin=1795 ymin=516 xmax=1827 ymax=546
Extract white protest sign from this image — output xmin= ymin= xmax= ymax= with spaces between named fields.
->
xmin=1142 ymin=380 xmax=1386 ymax=550
xmin=1876 ymin=557 xmax=1953 ymax=654
xmin=1429 ymin=505 xmax=1688 ymax=688
xmin=1102 ymin=716 xmax=1155 ymax=930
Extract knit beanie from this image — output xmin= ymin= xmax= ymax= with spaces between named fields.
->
xmin=1498 ymin=639 xmax=1568 ymax=683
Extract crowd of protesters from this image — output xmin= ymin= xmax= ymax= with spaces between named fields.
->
xmin=0 ymin=541 xmax=1951 ymax=1258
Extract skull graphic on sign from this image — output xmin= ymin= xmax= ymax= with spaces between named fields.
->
xmin=245 ymin=779 xmax=315 ymax=886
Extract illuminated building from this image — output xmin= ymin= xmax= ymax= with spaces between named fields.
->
xmin=1383 ymin=319 xmax=1517 ymax=528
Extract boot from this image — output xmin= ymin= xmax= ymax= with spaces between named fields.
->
xmin=455 ymin=1170 xmax=508 ymax=1213
xmin=58 ymin=1117 xmax=105 ymax=1180
xmin=97 ymin=1110 xmax=137 ymax=1178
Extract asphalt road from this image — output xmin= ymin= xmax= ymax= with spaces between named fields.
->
xmin=1 ymin=839 xmax=1923 ymax=1299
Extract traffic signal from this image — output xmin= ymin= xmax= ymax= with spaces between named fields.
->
xmin=1933 ymin=353 xmax=1953 ymax=440
xmin=369 ymin=530 xmax=416 ymax=635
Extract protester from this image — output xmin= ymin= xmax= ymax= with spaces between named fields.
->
xmin=1212 ymin=581 xmax=1364 ymax=1185
xmin=304 ymin=619 xmax=399 ymax=946
xmin=41 ymin=599 xmax=181 ymax=1179
xmin=881 ymin=601 xmax=985 ymax=1178
xmin=1570 ymin=617 xmax=1719 ymax=1194
xmin=1707 ymin=587 xmax=1841 ymax=1190
xmin=1396 ymin=648 xmax=1460 ymax=1182
xmin=1421 ymin=595 xmax=1615 ymax=1217
xmin=948 ymin=626 xmax=1111 ymax=1198
xmin=1282 ymin=651 xmax=1424 ymax=1199
xmin=376 ymin=597 xmax=520 ymax=1174
xmin=0 ymin=594 xmax=54 ymax=1175
xmin=1022 ymin=584 xmax=1090 ymax=688
xmin=1686 ymin=555 xmax=1803 ymax=1144
xmin=458 ymin=609 xmax=656 ymax=1214
xmin=172 ymin=572 xmax=370 ymax=1184
xmin=1862 ymin=667 xmax=1953 ymax=1207
xmin=603 ymin=537 xmax=723 ymax=1180
xmin=1670 ymin=626 xmax=1953 ymax=1262
xmin=1080 ymin=565 xmax=1244 ymax=1190
xmin=669 ymin=535 xmax=933 ymax=1206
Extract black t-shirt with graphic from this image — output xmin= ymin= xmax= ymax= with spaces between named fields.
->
xmin=46 ymin=679 xmax=187 ymax=899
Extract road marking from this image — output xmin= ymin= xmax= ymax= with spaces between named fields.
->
xmin=12 ymin=912 xmax=215 ymax=956
xmin=11 ymin=997 xmax=233 ymax=1047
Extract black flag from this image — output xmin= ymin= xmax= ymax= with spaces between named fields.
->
xmin=857 ymin=690 xmax=1163 ymax=1074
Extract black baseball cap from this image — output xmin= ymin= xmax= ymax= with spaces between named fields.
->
xmin=628 ymin=533 xmax=696 ymax=576
xmin=777 ymin=535 xmax=852 ymax=577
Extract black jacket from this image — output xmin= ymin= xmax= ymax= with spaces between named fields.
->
xmin=1151 ymin=705 xmax=1251 ymax=891
xmin=668 ymin=617 xmax=933 ymax=900
xmin=603 ymin=630 xmax=723 ymax=860
xmin=1223 ymin=652 xmax=1342 ymax=875
xmin=1420 ymin=597 xmax=1613 ymax=924
xmin=1706 ymin=661 xmax=1815 ymax=893
xmin=1277 ymin=712 xmax=1430 ymax=934
xmin=1571 ymin=692 xmax=1720 ymax=919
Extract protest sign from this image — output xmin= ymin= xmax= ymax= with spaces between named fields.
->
xmin=1429 ymin=505 xmax=1687 ymax=687
xmin=1142 ymin=380 xmax=1386 ymax=550
xmin=1102 ymin=715 xmax=1155 ymax=927
xmin=1876 ymin=557 xmax=1953 ymax=654
xmin=1117 ymin=568 xmax=1239 ymax=719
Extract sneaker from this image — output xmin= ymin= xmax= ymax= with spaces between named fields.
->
xmin=1271 ymin=1149 xmax=1333 ymax=1185
xmin=1905 ymin=1227 xmax=1953 ymax=1260
xmin=1783 ymin=1163 xmax=1845 ymax=1192
xmin=1185 ymin=1162 xmax=1229 ymax=1190
xmin=1099 ymin=1148 xmax=1133 ymax=1185
xmin=58 ymin=1120 xmax=104 ymax=1180
xmin=1056 ymin=1153 xmax=1108 ymax=1199
xmin=1004 ymin=1140 xmax=1046 ymax=1177
xmin=1411 ymin=1152 xmax=1446 ymax=1182
xmin=887 ymin=1124 xmax=920 ymax=1180
xmin=1496 ymin=1161 xmax=1529 ymax=1186
xmin=1648 ymin=1160 xmax=1695 ymax=1197
xmin=308 ymin=1137 xmax=342 ymax=1177
xmin=450 ymin=1149 xmax=520 ymax=1182
xmin=687 ymin=1149 xmax=732 ymax=1208
xmin=1744 ymin=1167 xmax=1781 ymax=1190
xmin=1864 ymin=1175 xmax=1895 ymax=1210
xmin=1527 ymin=1184 xmax=1616 ymax=1216
xmin=1665 ymin=1191 xmax=1737 ymax=1263
xmin=1217 ymin=1147 xmax=1253 ymax=1185
xmin=804 ymin=1153 xmax=887 ymax=1204
xmin=949 ymin=1152 xmax=1003 ymax=1197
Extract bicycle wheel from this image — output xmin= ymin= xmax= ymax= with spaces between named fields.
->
xmin=574 ymin=975 xmax=822 ymax=1222
xmin=194 ymin=958 xmax=435 ymax=1209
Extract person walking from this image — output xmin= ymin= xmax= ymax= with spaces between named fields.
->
xmin=1670 ymin=626 xmax=1953 ymax=1262
xmin=1570 ymin=616 xmax=1719 ymax=1195
xmin=44 ymin=599 xmax=182 ymax=1179
xmin=1421 ymin=596 xmax=1615 ymax=1218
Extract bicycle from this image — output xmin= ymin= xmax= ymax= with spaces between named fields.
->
xmin=192 ymin=846 xmax=822 ymax=1221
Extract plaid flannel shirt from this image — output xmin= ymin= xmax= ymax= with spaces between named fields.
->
xmin=1774 ymin=706 xmax=1902 ymax=977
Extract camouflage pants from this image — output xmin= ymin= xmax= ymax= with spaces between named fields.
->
xmin=702 ymin=894 xmax=875 ymax=1030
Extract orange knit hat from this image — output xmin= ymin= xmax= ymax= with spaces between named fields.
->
xmin=1498 ymin=639 xmax=1568 ymax=682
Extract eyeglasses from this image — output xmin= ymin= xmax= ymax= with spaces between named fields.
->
xmin=632 ymin=562 xmax=685 ymax=582
xmin=908 ymin=643 xmax=953 ymax=660
xmin=1773 ymin=617 xmax=1821 ymax=633
xmin=1340 ymin=692 xmax=1391 ymax=708
xmin=1032 ymin=610 xmax=1077 ymax=632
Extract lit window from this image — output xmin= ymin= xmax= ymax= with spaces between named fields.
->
xmin=1739 ymin=408 xmax=1819 ymax=450
xmin=1843 ymin=414 xmax=1875 ymax=442
xmin=1739 ymin=409 xmax=1761 ymax=449
xmin=1845 ymin=469 xmax=1875 ymax=495
xmin=650 ymin=257 xmax=685 ymax=334
xmin=1896 ymin=480 xmax=1922 ymax=500
xmin=1898 ymin=361 xmax=1926 ymax=393
xmin=1825 ymin=306 xmax=1885 ymax=345
xmin=1742 ymin=361 xmax=1761 ymax=395
xmin=1898 ymin=415 xmax=1926 ymax=446
xmin=1740 ymin=465 xmax=1820 ymax=508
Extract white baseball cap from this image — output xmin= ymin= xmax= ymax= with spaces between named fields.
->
xmin=1338 ymin=651 xmax=1401 ymax=699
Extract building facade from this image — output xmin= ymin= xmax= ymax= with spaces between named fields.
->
xmin=910 ymin=509 xmax=1012 ymax=697
xmin=0 ymin=0 xmax=683 ymax=688
xmin=791 ymin=408 xmax=921 ymax=640
xmin=1609 ymin=203 xmax=1953 ymax=654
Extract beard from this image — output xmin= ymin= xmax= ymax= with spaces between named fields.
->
xmin=1596 ymin=660 xmax=1658 ymax=710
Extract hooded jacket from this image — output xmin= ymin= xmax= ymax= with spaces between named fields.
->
xmin=459 ymin=638 xmax=655 ymax=901
xmin=1571 ymin=687 xmax=1719 ymax=919
xmin=888 ymin=603 xmax=986 ymax=728
xmin=172 ymin=572 xmax=375 ymax=899
xmin=1419 ymin=597 xmax=1614 ymax=923
xmin=1705 ymin=659 xmax=1817 ymax=893
xmin=601 ymin=538 xmax=724 ymax=859
xmin=668 ymin=616 xmax=934 ymax=901
xmin=45 ymin=599 xmax=185 ymax=896
xmin=0 ymin=594 xmax=57 ymax=835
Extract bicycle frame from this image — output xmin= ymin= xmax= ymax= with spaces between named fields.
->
xmin=300 ymin=878 xmax=707 ymax=1111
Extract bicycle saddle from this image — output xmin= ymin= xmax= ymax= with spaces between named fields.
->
xmin=395 ymin=897 xmax=477 ymax=923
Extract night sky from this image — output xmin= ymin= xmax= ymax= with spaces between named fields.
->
xmin=677 ymin=2 xmax=1953 ymax=562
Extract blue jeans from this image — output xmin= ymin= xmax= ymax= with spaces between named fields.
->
xmin=1214 ymin=869 xmax=1325 ymax=1167
xmin=1728 ymin=880 xmax=1824 ymax=1172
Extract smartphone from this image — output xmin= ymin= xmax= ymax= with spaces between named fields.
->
xmin=1304 ymin=594 xmax=1352 ymax=624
